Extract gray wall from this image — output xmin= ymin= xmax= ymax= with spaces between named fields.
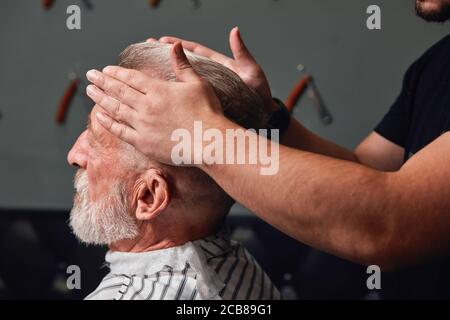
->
xmin=0 ymin=0 xmax=448 ymax=210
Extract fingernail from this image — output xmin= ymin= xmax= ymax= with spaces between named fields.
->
xmin=96 ymin=112 xmax=107 ymax=123
xmin=86 ymin=85 xmax=99 ymax=98
xmin=86 ymin=69 xmax=99 ymax=81
xmin=102 ymin=66 xmax=113 ymax=74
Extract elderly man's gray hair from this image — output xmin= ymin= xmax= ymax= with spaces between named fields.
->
xmin=118 ymin=42 xmax=269 ymax=130
xmin=115 ymin=41 xmax=272 ymax=221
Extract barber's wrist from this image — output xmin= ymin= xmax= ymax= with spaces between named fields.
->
xmin=267 ymin=98 xmax=291 ymax=139
xmin=267 ymin=99 xmax=279 ymax=113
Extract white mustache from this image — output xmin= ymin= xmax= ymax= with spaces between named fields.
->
xmin=74 ymin=169 xmax=89 ymax=193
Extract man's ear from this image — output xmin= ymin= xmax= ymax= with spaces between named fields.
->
xmin=134 ymin=169 xmax=170 ymax=221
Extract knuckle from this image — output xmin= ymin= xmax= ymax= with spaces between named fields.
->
xmin=103 ymin=79 xmax=113 ymax=93
xmin=103 ymin=117 xmax=113 ymax=129
xmin=97 ymin=73 xmax=105 ymax=87
xmin=119 ymin=126 xmax=126 ymax=138
xmin=118 ymin=84 xmax=127 ymax=99
xmin=114 ymin=123 xmax=125 ymax=138
xmin=113 ymin=102 xmax=121 ymax=116
xmin=117 ymin=102 xmax=130 ymax=119
xmin=109 ymin=97 xmax=118 ymax=115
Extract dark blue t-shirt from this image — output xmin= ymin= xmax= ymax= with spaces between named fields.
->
xmin=373 ymin=35 xmax=450 ymax=299
xmin=375 ymin=34 xmax=450 ymax=162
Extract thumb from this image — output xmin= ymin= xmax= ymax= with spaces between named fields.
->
xmin=229 ymin=27 xmax=256 ymax=64
xmin=170 ymin=42 xmax=201 ymax=82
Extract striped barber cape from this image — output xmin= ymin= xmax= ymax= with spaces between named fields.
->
xmin=85 ymin=230 xmax=281 ymax=300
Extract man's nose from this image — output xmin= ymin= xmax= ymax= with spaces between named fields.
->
xmin=67 ymin=131 xmax=88 ymax=168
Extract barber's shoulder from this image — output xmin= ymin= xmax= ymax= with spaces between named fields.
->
xmin=418 ymin=34 xmax=450 ymax=64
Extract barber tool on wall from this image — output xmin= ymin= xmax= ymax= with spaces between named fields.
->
xmin=42 ymin=0 xmax=54 ymax=9
xmin=55 ymin=70 xmax=79 ymax=125
xmin=285 ymin=72 xmax=311 ymax=112
xmin=42 ymin=0 xmax=93 ymax=10
xmin=285 ymin=64 xmax=333 ymax=125
xmin=308 ymin=76 xmax=333 ymax=125
xmin=55 ymin=63 xmax=92 ymax=125
xmin=149 ymin=0 xmax=162 ymax=8
xmin=149 ymin=0 xmax=201 ymax=9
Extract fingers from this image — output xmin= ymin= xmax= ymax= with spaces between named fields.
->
xmin=160 ymin=36 xmax=232 ymax=66
xmin=95 ymin=112 xmax=139 ymax=145
xmin=86 ymin=84 xmax=137 ymax=127
xmin=101 ymin=66 xmax=149 ymax=94
xmin=229 ymin=26 xmax=256 ymax=64
xmin=86 ymin=69 xmax=145 ymax=108
xmin=170 ymin=42 xmax=202 ymax=82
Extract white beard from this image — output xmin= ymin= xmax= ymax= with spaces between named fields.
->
xmin=69 ymin=170 xmax=139 ymax=245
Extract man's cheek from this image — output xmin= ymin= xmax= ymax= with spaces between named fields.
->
xmin=87 ymin=161 xmax=119 ymax=201
xmin=87 ymin=164 xmax=106 ymax=201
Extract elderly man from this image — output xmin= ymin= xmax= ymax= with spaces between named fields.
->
xmin=67 ymin=42 xmax=280 ymax=300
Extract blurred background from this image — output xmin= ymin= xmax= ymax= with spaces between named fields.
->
xmin=0 ymin=0 xmax=449 ymax=299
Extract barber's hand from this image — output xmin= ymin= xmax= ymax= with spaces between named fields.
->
xmin=85 ymin=42 xmax=224 ymax=165
xmin=158 ymin=27 xmax=277 ymax=113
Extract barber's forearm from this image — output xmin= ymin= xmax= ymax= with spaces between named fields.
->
xmin=204 ymin=149 xmax=393 ymax=266
xmin=200 ymin=117 xmax=389 ymax=263
xmin=281 ymin=118 xmax=359 ymax=163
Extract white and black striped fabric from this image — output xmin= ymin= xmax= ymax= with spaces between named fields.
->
xmin=85 ymin=230 xmax=281 ymax=300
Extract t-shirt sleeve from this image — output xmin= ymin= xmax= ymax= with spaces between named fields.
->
xmin=374 ymin=62 xmax=418 ymax=147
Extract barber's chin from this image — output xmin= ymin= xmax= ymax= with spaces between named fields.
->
xmin=416 ymin=0 xmax=450 ymax=22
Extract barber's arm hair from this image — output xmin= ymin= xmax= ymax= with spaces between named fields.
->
xmin=202 ymin=117 xmax=450 ymax=270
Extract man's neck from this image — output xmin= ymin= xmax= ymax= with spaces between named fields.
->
xmin=108 ymin=210 xmax=218 ymax=253
xmin=109 ymin=236 xmax=180 ymax=253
